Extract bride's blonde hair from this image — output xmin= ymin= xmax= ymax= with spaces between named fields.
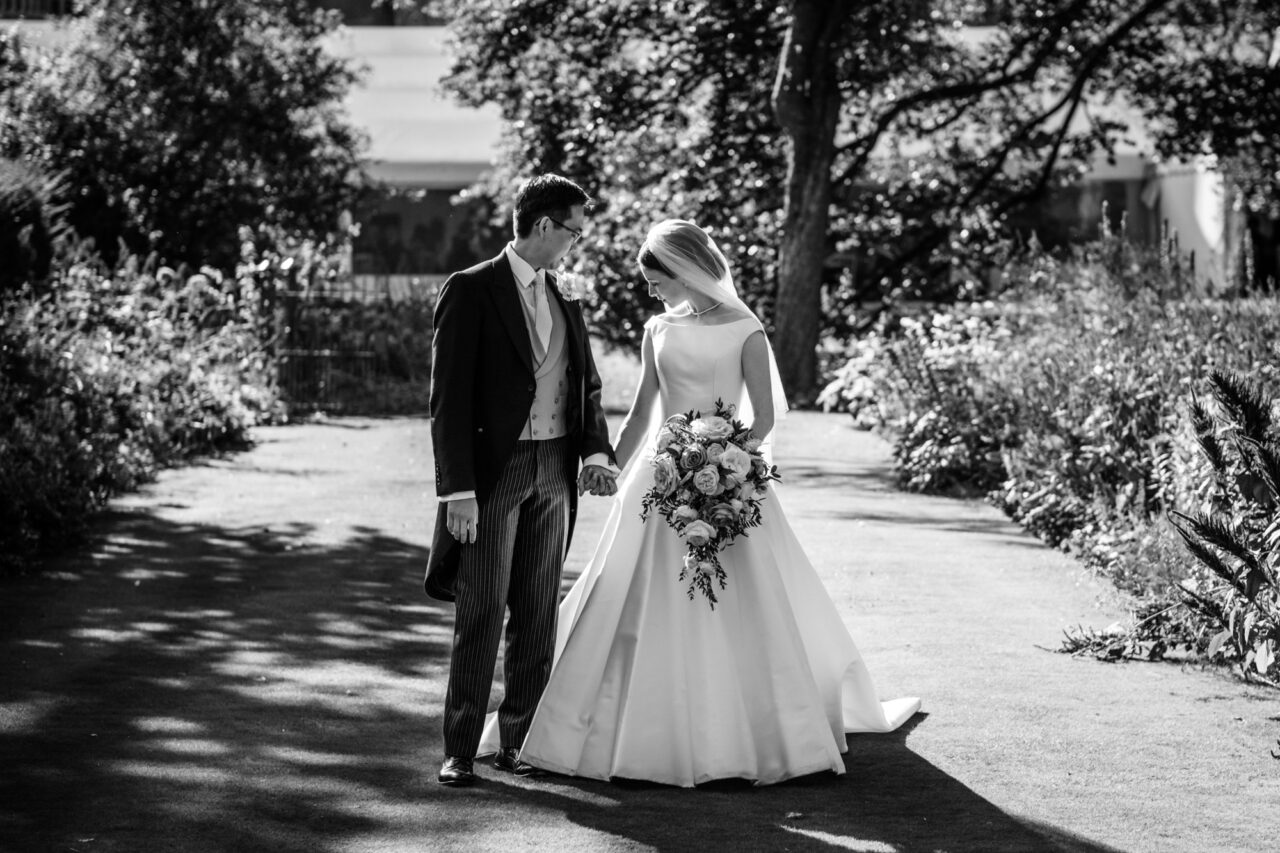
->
xmin=636 ymin=220 xmax=729 ymax=294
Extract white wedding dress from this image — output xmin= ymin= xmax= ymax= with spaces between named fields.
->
xmin=479 ymin=314 xmax=920 ymax=786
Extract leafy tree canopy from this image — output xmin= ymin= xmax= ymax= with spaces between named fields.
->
xmin=419 ymin=0 xmax=1280 ymax=398
xmin=431 ymin=0 xmax=788 ymax=350
xmin=1101 ymin=2 xmax=1280 ymax=218
xmin=0 ymin=0 xmax=368 ymax=269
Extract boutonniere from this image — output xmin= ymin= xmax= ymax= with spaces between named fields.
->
xmin=553 ymin=271 xmax=595 ymax=304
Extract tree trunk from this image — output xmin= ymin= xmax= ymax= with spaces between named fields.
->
xmin=771 ymin=0 xmax=849 ymax=404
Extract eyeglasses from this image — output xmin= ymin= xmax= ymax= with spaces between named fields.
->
xmin=545 ymin=216 xmax=582 ymax=244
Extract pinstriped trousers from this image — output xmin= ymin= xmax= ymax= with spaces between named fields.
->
xmin=442 ymin=438 xmax=573 ymax=758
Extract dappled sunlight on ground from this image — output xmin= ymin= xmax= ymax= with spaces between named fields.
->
xmin=781 ymin=826 xmax=897 ymax=852
xmin=6 ymin=416 xmax=1260 ymax=851
xmin=0 ymin=498 xmax=454 ymax=852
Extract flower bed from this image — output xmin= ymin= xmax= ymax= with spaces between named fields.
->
xmin=819 ymin=240 xmax=1280 ymax=681
xmin=0 ymin=259 xmax=282 ymax=574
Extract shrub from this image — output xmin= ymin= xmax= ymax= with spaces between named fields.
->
xmin=0 ymin=1 xmax=366 ymax=270
xmin=1167 ymin=372 xmax=1279 ymax=683
xmin=230 ymin=224 xmax=430 ymax=415
xmin=0 ymin=253 xmax=283 ymax=574
xmin=1062 ymin=372 xmax=1280 ymax=682
xmin=819 ymin=310 xmax=1016 ymax=494
xmin=820 ymin=235 xmax=1280 ymax=682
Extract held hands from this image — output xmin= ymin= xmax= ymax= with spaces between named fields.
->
xmin=579 ymin=464 xmax=618 ymax=497
xmin=445 ymin=498 xmax=480 ymax=544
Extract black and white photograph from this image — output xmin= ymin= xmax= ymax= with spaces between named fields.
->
xmin=1 ymin=1 xmax=1278 ymax=851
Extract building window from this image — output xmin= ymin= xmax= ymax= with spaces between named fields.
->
xmin=307 ymin=1 xmax=448 ymax=27
xmin=353 ymin=189 xmax=503 ymax=276
xmin=935 ymin=1 xmax=1015 ymax=26
xmin=0 ymin=1 xmax=75 ymax=19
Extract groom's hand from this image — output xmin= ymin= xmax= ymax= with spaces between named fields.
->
xmin=578 ymin=465 xmax=618 ymax=497
xmin=446 ymin=498 xmax=480 ymax=544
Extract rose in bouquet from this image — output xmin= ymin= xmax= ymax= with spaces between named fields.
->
xmin=640 ymin=399 xmax=780 ymax=607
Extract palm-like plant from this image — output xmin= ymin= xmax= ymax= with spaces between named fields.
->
xmin=1169 ymin=370 xmax=1280 ymax=683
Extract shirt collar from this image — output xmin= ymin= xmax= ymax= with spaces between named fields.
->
xmin=504 ymin=243 xmax=541 ymax=288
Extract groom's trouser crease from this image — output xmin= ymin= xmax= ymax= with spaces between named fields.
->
xmin=443 ymin=437 xmax=572 ymax=758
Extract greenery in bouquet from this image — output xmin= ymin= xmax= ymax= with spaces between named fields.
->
xmin=640 ymin=400 xmax=780 ymax=608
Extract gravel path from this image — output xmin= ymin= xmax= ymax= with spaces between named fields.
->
xmin=1 ymin=412 xmax=1276 ymax=853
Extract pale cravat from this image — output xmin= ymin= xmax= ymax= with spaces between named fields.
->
xmin=531 ymin=270 xmax=552 ymax=358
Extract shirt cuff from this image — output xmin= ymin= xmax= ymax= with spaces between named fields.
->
xmin=439 ymin=491 xmax=477 ymax=502
xmin=583 ymin=453 xmax=620 ymax=474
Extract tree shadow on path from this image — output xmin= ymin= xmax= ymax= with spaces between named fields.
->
xmin=2 ymin=502 xmax=1118 ymax=853
xmin=0 ymin=508 xmax=448 ymax=853
xmin=470 ymin=714 xmax=1121 ymax=853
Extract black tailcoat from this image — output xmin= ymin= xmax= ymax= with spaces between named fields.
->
xmin=423 ymin=253 xmax=614 ymax=600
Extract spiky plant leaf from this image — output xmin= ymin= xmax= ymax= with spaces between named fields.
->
xmin=1244 ymin=566 xmax=1271 ymax=602
xmin=1210 ymin=370 xmax=1274 ymax=442
xmin=1168 ymin=508 xmax=1255 ymax=571
xmin=1189 ymin=395 xmax=1226 ymax=473
xmin=1179 ymin=582 xmax=1229 ymax=627
xmin=1241 ymin=437 xmax=1280 ymax=505
xmin=1265 ymin=518 xmax=1280 ymax=565
xmin=1170 ymin=511 xmax=1250 ymax=593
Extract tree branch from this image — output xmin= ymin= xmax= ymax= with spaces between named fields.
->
xmin=846 ymin=0 xmax=1176 ymax=302
xmin=839 ymin=0 xmax=1183 ymax=191
xmin=835 ymin=0 xmax=1100 ymax=184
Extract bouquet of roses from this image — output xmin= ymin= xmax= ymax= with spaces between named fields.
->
xmin=640 ymin=399 xmax=780 ymax=607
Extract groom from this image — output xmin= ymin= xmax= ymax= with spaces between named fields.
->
xmin=425 ymin=174 xmax=618 ymax=787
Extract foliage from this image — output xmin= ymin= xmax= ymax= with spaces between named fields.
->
xmin=1060 ymin=373 xmax=1280 ymax=684
xmin=819 ymin=309 xmax=1016 ymax=495
xmin=0 ymin=158 xmax=68 ymax=292
xmin=435 ymin=0 xmax=787 ymax=353
xmin=279 ymin=289 xmax=435 ymax=415
xmin=231 ymin=221 xmax=436 ymax=415
xmin=432 ymin=0 xmax=1089 ymax=356
xmin=0 ymin=250 xmax=283 ymax=575
xmin=1104 ymin=2 xmax=1280 ymax=221
xmin=819 ymin=232 xmax=1280 ymax=681
xmin=0 ymin=0 xmax=367 ymax=270
xmin=1166 ymin=372 xmax=1280 ymax=684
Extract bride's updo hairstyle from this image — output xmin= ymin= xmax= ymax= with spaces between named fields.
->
xmin=636 ymin=218 xmax=791 ymax=435
xmin=637 ymin=219 xmax=731 ymax=300
xmin=637 ymin=245 xmax=676 ymax=279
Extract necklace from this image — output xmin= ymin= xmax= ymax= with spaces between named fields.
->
xmin=686 ymin=300 xmax=722 ymax=318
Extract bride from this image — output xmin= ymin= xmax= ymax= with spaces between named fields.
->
xmin=480 ymin=219 xmax=920 ymax=786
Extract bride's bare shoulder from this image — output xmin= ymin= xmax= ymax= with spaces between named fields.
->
xmin=719 ymin=309 xmax=759 ymax=325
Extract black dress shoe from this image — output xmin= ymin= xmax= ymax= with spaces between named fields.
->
xmin=438 ymin=755 xmax=475 ymax=787
xmin=514 ymin=761 xmax=545 ymax=778
xmin=493 ymin=746 xmax=544 ymax=777
xmin=492 ymin=746 xmax=520 ymax=772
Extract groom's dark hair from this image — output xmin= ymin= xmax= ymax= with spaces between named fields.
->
xmin=513 ymin=174 xmax=592 ymax=238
